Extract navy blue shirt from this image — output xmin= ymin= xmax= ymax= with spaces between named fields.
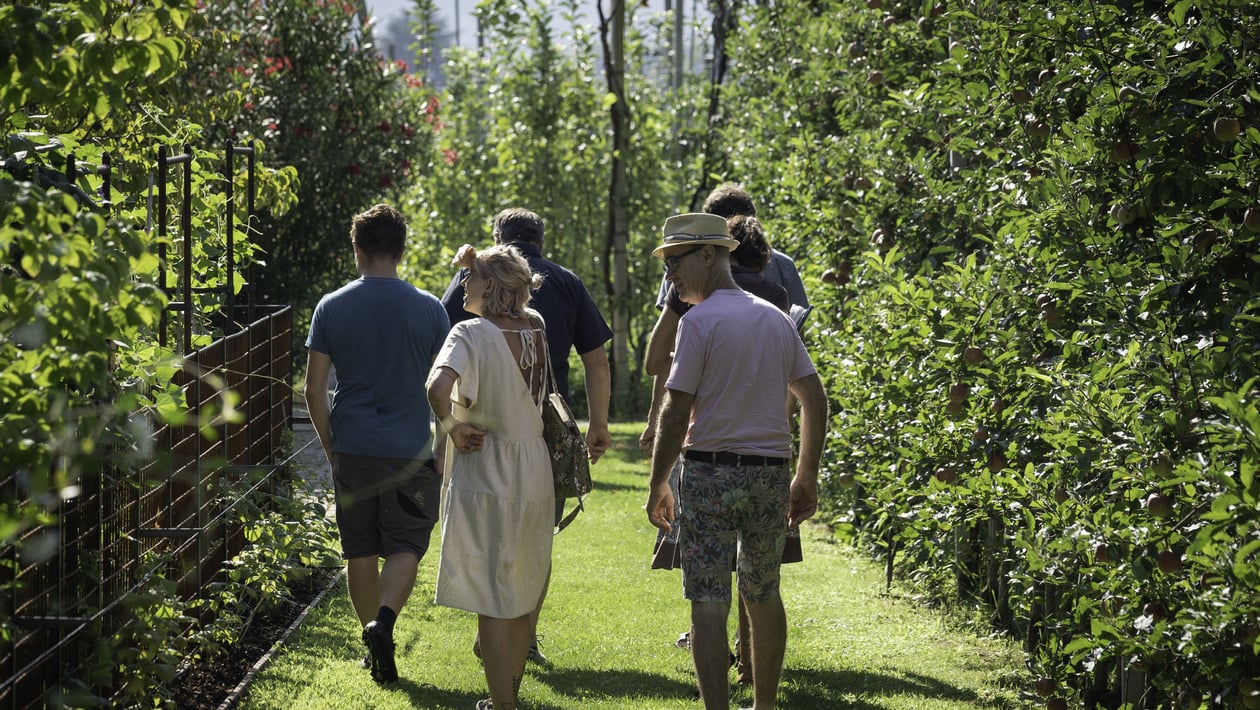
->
xmin=440 ymin=242 xmax=612 ymax=404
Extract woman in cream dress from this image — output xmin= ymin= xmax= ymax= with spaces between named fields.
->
xmin=426 ymin=244 xmax=553 ymax=710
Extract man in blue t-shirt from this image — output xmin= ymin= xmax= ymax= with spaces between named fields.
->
xmin=441 ymin=207 xmax=612 ymax=662
xmin=304 ymin=204 xmax=450 ymax=685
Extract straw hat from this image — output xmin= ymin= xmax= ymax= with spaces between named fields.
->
xmin=651 ymin=213 xmax=739 ymax=257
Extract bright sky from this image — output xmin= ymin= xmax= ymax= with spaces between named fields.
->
xmin=366 ymin=0 xmax=476 ymax=47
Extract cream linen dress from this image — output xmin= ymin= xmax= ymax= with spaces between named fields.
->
xmin=429 ymin=316 xmax=555 ymax=618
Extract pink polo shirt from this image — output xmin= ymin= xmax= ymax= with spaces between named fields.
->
xmin=666 ymin=288 xmax=816 ymax=457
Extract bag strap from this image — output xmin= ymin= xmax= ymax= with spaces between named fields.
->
xmin=527 ymin=312 xmax=586 ymax=533
xmin=555 ymin=499 xmax=584 ymax=532
xmin=527 ymin=312 xmax=562 ymax=398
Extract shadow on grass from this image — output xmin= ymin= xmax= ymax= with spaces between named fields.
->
xmin=779 ymin=665 xmax=1011 ymax=709
xmin=522 ymin=663 xmax=1001 ymax=709
xmin=591 ymin=478 xmax=642 ymax=493
xmin=531 ymin=666 xmax=699 ymax=706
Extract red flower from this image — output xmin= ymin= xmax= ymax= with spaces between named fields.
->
xmin=348 ymin=164 xmax=362 ymax=176
xmin=379 ymin=175 xmax=393 ymax=187
xmin=442 ymin=148 xmax=458 ymax=165
xmin=378 ymin=121 xmax=391 ymax=133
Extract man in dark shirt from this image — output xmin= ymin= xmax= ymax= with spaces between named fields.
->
xmin=440 ymin=207 xmax=613 ymax=662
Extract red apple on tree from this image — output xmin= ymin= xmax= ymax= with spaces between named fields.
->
xmin=1034 ymin=677 xmax=1057 ymax=697
xmin=988 ymin=451 xmax=1008 ymax=472
xmin=1046 ymin=698 xmax=1067 ymax=710
xmin=963 ymin=346 xmax=985 ymax=365
xmin=867 ymin=70 xmax=884 ymax=87
xmin=1244 ymin=208 xmax=1260 ymax=233
xmin=1156 ymin=549 xmax=1182 ymax=574
xmin=1214 ymin=116 xmax=1242 ymax=141
xmin=1012 ymin=88 xmax=1032 ymax=104
xmin=1110 ymin=140 xmax=1139 ymax=163
xmin=1145 ymin=492 xmax=1173 ymax=518
xmin=949 ymin=383 xmax=970 ymax=402
xmin=837 ymin=472 xmax=856 ymax=488
xmin=1094 ymin=543 xmax=1112 ymax=564
xmin=1151 ymin=451 xmax=1174 ymax=477
xmin=946 ymin=399 xmax=965 ymax=416
xmin=934 ymin=466 xmax=956 ymax=484
xmin=1143 ymin=601 xmax=1167 ymax=621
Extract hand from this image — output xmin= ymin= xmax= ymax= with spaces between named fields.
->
xmin=450 ymin=422 xmax=488 ymax=453
xmin=788 ymin=476 xmax=818 ymax=528
xmin=645 ymin=483 xmax=675 ymax=532
xmin=638 ymin=425 xmax=654 ymax=456
xmin=586 ymin=424 xmax=612 ymax=464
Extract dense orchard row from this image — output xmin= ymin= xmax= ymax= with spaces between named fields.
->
xmin=718 ymin=1 xmax=1259 ymax=708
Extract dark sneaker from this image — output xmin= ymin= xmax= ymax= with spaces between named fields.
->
xmin=363 ymin=621 xmax=398 ymax=683
xmin=675 ymin=631 xmax=690 ymax=649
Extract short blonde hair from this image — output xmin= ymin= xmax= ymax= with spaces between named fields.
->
xmin=454 ymin=243 xmax=543 ymax=318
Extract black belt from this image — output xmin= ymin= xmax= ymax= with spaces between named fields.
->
xmin=684 ymin=450 xmax=788 ymax=467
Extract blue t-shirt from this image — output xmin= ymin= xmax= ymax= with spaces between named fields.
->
xmin=306 ymin=277 xmax=450 ymax=460
xmin=440 ymin=242 xmax=612 ymax=404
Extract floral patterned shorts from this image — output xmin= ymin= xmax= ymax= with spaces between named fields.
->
xmin=677 ymin=459 xmax=791 ymax=603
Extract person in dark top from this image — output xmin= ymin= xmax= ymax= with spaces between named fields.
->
xmin=440 ymin=207 xmax=612 ymax=663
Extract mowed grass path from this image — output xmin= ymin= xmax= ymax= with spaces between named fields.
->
xmin=240 ymin=423 xmax=1032 ymax=709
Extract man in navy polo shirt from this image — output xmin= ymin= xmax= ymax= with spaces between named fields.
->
xmin=440 ymin=207 xmax=613 ymax=662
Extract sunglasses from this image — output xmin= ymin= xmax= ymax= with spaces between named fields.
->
xmin=663 ymin=245 xmax=704 ymax=273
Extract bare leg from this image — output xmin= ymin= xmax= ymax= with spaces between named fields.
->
xmin=346 ymin=556 xmax=380 ymax=625
xmin=529 ymin=563 xmax=551 ymax=641
xmin=479 ymin=614 xmax=530 ymax=709
xmin=377 ymin=552 xmax=419 ymax=613
xmin=745 ymin=594 xmax=787 ymax=710
xmin=691 ymin=600 xmax=731 ymax=710
xmin=737 ymin=593 xmax=753 ymax=684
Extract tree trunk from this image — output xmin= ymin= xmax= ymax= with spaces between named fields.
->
xmin=599 ymin=0 xmax=632 ymax=416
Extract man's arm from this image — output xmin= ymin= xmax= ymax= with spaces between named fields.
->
xmin=646 ymin=388 xmax=693 ymax=531
xmin=303 ymin=350 xmax=333 ymax=462
xmin=787 ymin=372 xmax=828 ymax=527
xmin=579 ymin=345 xmax=611 ymax=463
xmin=639 ymin=374 xmax=667 ymax=455
xmin=644 ymin=307 xmax=680 ymax=377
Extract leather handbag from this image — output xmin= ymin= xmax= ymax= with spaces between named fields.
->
xmin=533 ymin=316 xmax=592 ymax=530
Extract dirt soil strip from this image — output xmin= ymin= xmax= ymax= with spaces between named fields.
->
xmin=215 ymin=569 xmax=345 ymax=710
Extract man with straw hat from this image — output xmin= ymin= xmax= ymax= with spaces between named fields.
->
xmin=645 ymin=213 xmax=829 ymax=710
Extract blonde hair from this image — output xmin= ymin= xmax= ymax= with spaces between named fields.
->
xmin=453 ymin=243 xmax=543 ymax=318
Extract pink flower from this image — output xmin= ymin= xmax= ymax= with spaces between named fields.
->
xmin=442 ymin=148 xmax=458 ymax=164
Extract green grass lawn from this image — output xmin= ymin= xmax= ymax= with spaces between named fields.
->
xmin=240 ymin=423 xmax=1033 ymax=709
